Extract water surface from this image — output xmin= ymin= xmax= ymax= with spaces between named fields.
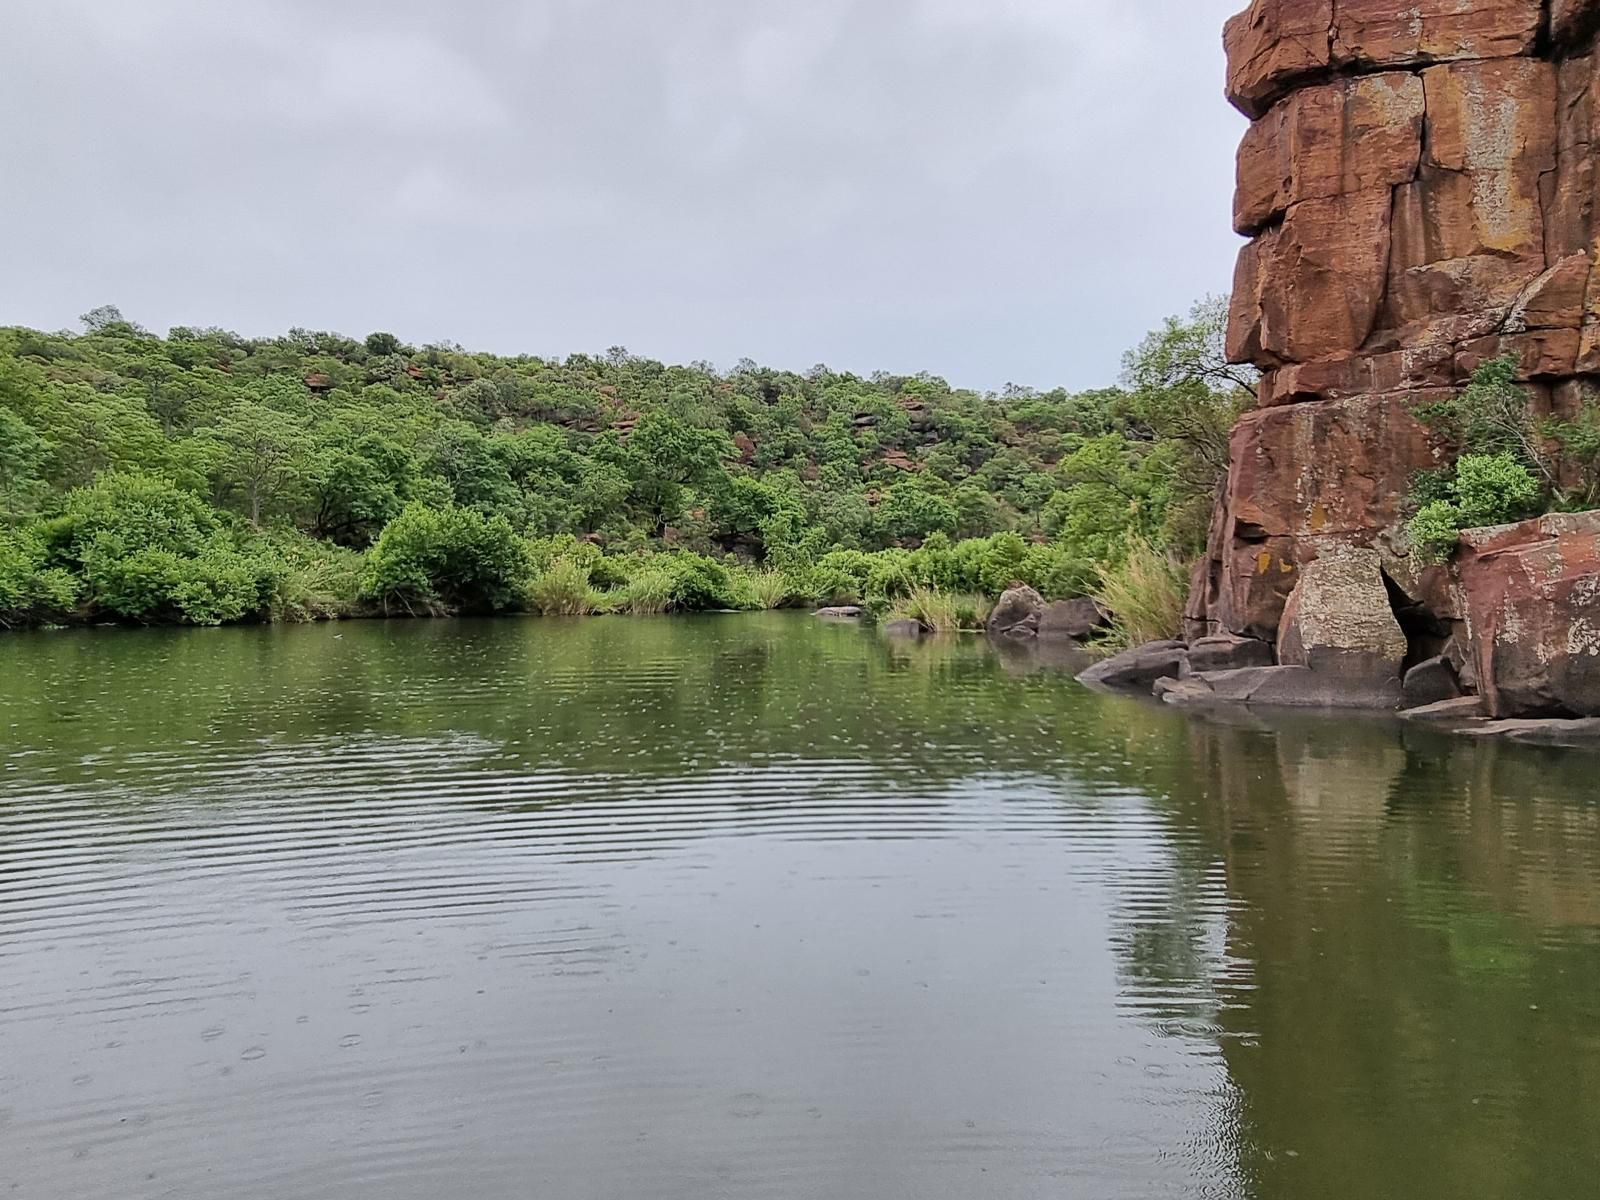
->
xmin=3 ymin=615 xmax=1598 ymax=1198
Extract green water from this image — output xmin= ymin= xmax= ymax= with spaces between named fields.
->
xmin=2 ymin=614 xmax=1597 ymax=1198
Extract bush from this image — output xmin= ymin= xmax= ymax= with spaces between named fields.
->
xmin=1094 ymin=536 xmax=1189 ymax=648
xmin=42 ymin=472 xmax=277 ymax=624
xmin=662 ymin=553 xmax=733 ymax=611
xmin=748 ymin=570 xmax=795 ymax=610
xmin=1452 ymin=452 xmax=1543 ymax=527
xmin=0 ymin=527 xmax=78 ymax=627
xmin=1406 ymin=500 xmax=1465 ymax=564
xmin=1404 ymin=452 xmax=1544 ymax=564
xmin=362 ymin=501 xmax=530 ymax=615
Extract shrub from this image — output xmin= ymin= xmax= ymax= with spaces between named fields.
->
xmin=1404 ymin=452 xmax=1544 ymax=564
xmin=1452 ymin=452 xmax=1543 ymax=527
xmin=663 ymin=553 xmax=733 ymax=611
xmin=1094 ymin=536 xmax=1189 ymax=648
xmin=749 ymin=570 xmax=795 ymax=610
xmin=0 ymin=527 xmax=78 ymax=627
xmin=888 ymin=586 xmax=995 ymax=633
xmin=1405 ymin=500 xmax=1466 ymax=564
xmin=42 ymin=472 xmax=277 ymax=625
xmin=362 ymin=501 xmax=529 ymax=615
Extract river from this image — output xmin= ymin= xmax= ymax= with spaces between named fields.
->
xmin=2 ymin=614 xmax=1597 ymax=1198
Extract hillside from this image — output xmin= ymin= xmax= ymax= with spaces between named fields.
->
xmin=0 ymin=302 xmax=1243 ymax=628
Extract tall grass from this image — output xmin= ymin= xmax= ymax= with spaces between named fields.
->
xmin=612 ymin=564 xmax=675 ymax=615
xmin=268 ymin=540 xmax=363 ymax=622
xmin=747 ymin=570 xmax=794 ymax=610
xmin=528 ymin=558 xmax=599 ymax=616
xmin=889 ymin=586 xmax=993 ymax=633
xmin=1094 ymin=536 xmax=1190 ymax=648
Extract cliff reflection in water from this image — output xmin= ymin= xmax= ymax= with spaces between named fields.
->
xmin=1070 ymin=697 xmax=1600 ymax=1200
xmin=1 ymin=615 xmax=1597 ymax=1199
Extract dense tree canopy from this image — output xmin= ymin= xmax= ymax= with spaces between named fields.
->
xmin=0 ymin=299 xmax=1249 ymax=627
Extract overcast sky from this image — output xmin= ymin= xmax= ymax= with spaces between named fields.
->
xmin=2 ymin=0 xmax=1247 ymax=391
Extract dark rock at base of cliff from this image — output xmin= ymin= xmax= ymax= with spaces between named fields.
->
xmin=1037 ymin=598 xmax=1111 ymax=641
xmin=883 ymin=618 xmax=930 ymax=638
xmin=1077 ymin=641 xmax=1188 ymax=691
xmin=1184 ymin=633 xmax=1275 ymax=673
xmin=1157 ymin=663 xmax=1403 ymax=710
xmin=1400 ymin=696 xmax=1487 ymax=723
xmin=1458 ymin=718 xmax=1600 ymax=746
xmin=986 ymin=586 xmax=1046 ymax=638
xmin=1401 ymin=656 xmax=1462 ymax=709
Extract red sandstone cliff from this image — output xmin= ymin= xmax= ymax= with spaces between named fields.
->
xmin=1190 ymin=0 xmax=1600 ymax=656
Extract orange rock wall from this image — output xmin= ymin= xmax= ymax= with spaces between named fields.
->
xmin=1190 ymin=0 xmax=1600 ymax=641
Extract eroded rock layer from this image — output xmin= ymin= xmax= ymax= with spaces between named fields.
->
xmin=1191 ymin=0 xmax=1600 ymax=653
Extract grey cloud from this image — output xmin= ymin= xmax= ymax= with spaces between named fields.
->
xmin=1 ymin=0 xmax=1247 ymax=389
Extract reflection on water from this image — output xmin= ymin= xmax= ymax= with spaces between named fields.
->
xmin=1 ymin=615 xmax=1597 ymax=1198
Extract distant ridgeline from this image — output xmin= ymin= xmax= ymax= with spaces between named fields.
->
xmin=0 ymin=304 xmax=1245 ymax=629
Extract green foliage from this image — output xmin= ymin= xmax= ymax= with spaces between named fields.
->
xmin=361 ymin=502 xmax=529 ymax=615
xmin=611 ymin=563 xmax=676 ymax=615
xmin=1094 ymin=536 xmax=1190 ymax=649
xmin=0 ymin=527 xmax=78 ymax=627
xmin=528 ymin=558 xmax=599 ymax=616
xmin=266 ymin=533 xmax=363 ymax=623
xmin=888 ymin=585 xmax=994 ymax=633
xmin=40 ymin=472 xmax=277 ymax=624
xmin=1405 ymin=453 xmax=1543 ymax=563
xmin=1403 ymin=356 xmax=1600 ymax=562
xmin=0 ymin=300 xmax=1245 ymax=629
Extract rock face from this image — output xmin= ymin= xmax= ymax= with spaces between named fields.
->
xmin=1190 ymin=3 xmax=1600 ymax=717
xmin=1456 ymin=512 xmax=1600 ymax=716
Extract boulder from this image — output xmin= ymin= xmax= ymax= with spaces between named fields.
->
xmin=986 ymin=585 xmax=1046 ymax=639
xmin=1455 ymin=511 xmax=1600 ymax=717
xmin=1077 ymin=641 xmax=1188 ymax=691
xmin=1275 ymin=544 xmax=1408 ymax=705
xmin=814 ymin=606 xmax=862 ymax=619
xmin=1401 ymin=656 xmax=1462 ymax=709
xmin=1185 ymin=633 xmax=1275 ymax=673
xmin=1038 ymin=598 xmax=1110 ymax=641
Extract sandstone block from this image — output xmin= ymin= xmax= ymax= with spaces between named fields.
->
xmin=1456 ymin=511 xmax=1600 ymax=717
xmin=1276 ymin=545 xmax=1409 ymax=691
xmin=1234 ymin=73 xmax=1423 ymax=235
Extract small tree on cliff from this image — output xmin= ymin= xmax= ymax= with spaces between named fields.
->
xmin=1406 ymin=356 xmax=1600 ymax=561
xmin=1119 ymin=295 xmax=1255 ymax=553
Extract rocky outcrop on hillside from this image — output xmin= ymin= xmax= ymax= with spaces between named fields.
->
xmin=1175 ymin=0 xmax=1600 ymax=721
